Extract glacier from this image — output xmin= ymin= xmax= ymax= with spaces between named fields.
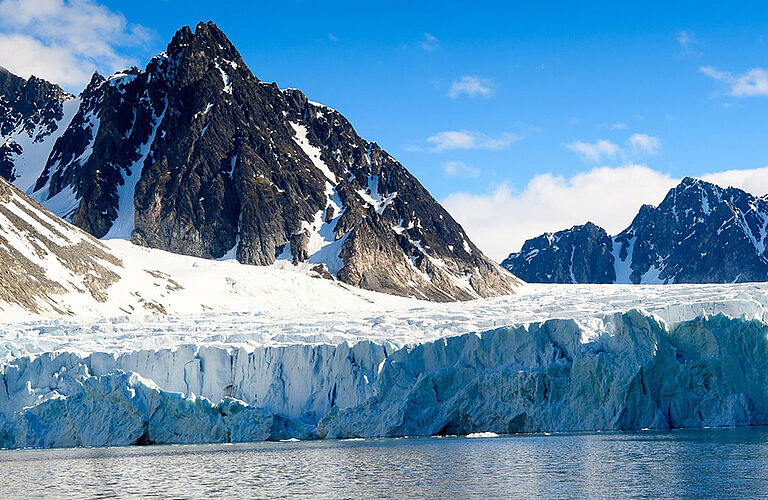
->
xmin=2 ymin=209 xmax=768 ymax=449
xmin=3 ymin=286 xmax=768 ymax=448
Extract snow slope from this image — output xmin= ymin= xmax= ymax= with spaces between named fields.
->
xmin=3 ymin=98 xmax=79 ymax=194
xmin=0 ymin=177 xmax=122 ymax=318
xmin=0 ymin=176 xmax=414 ymax=323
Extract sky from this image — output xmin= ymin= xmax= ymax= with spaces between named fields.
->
xmin=2 ymin=1 xmax=768 ymax=260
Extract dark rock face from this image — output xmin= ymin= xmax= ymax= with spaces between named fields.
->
xmin=503 ymin=177 xmax=768 ymax=284
xmin=614 ymin=177 xmax=768 ymax=283
xmin=37 ymin=63 xmax=170 ymax=234
xmin=502 ymin=222 xmax=615 ymax=283
xmin=29 ymin=22 xmax=520 ymax=301
xmin=0 ymin=68 xmax=73 ymax=185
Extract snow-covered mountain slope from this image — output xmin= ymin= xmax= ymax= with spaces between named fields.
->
xmin=18 ymin=22 xmax=519 ymax=302
xmin=3 ymin=283 xmax=768 ymax=448
xmin=0 ymin=175 xmax=415 ymax=321
xmin=0 ymin=68 xmax=77 ymax=192
xmin=503 ymin=177 xmax=768 ymax=284
xmin=0 ymin=176 xmax=123 ymax=317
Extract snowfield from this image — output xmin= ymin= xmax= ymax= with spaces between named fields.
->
xmin=2 ymin=251 xmax=768 ymax=357
xmin=3 ymin=239 xmax=768 ymax=448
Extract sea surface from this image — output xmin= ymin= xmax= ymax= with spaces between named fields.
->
xmin=1 ymin=427 xmax=767 ymax=498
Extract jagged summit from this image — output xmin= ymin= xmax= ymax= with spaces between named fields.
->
xmin=169 ymin=22 xmax=243 ymax=56
xmin=6 ymin=22 xmax=520 ymax=301
xmin=504 ymin=177 xmax=768 ymax=284
xmin=0 ymin=70 xmax=76 ymax=190
xmin=502 ymin=221 xmax=615 ymax=284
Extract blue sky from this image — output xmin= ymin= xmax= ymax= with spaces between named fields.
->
xmin=2 ymin=0 xmax=768 ymax=258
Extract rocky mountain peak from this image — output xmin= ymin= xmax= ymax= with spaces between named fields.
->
xmin=0 ymin=70 xmax=73 ymax=137
xmin=0 ymin=71 xmax=75 ymax=187
xmin=505 ymin=177 xmax=768 ymax=284
xmin=502 ymin=221 xmax=615 ymax=283
xmin=165 ymin=22 xmax=252 ymax=87
xmin=10 ymin=23 xmax=520 ymax=301
xmin=169 ymin=21 xmax=238 ymax=54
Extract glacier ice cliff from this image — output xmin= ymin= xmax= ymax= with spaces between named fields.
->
xmin=2 ymin=310 xmax=768 ymax=448
xmin=321 ymin=311 xmax=768 ymax=437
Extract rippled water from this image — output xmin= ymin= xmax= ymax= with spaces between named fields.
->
xmin=2 ymin=428 xmax=768 ymax=498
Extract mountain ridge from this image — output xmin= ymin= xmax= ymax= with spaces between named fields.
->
xmin=503 ymin=177 xmax=768 ymax=284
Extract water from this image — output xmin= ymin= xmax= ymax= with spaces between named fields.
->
xmin=2 ymin=428 xmax=768 ymax=498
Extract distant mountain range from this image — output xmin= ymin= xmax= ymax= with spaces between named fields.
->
xmin=0 ymin=21 xmax=520 ymax=301
xmin=503 ymin=177 xmax=768 ymax=283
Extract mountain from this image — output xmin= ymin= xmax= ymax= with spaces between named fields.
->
xmin=4 ymin=159 xmax=768 ymax=447
xmin=0 ymin=67 xmax=78 ymax=191
xmin=503 ymin=177 xmax=768 ymax=283
xmin=13 ymin=22 xmax=519 ymax=301
xmin=502 ymin=222 xmax=615 ymax=283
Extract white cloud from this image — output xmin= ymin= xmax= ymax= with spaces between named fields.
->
xmin=448 ymin=75 xmax=494 ymax=99
xmin=0 ymin=33 xmax=92 ymax=86
xmin=441 ymin=165 xmax=768 ymax=261
xmin=0 ymin=0 xmax=153 ymax=88
xmin=676 ymin=30 xmax=697 ymax=51
xmin=700 ymin=65 xmax=768 ymax=97
xmin=427 ymin=130 xmax=521 ymax=152
xmin=601 ymin=122 xmax=627 ymax=130
xmin=627 ymin=133 xmax=660 ymax=154
xmin=566 ymin=134 xmax=661 ymax=163
xmin=420 ymin=32 xmax=439 ymax=51
xmin=328 ymin=33 xmax=339 ymax=42
xmin=700 ymin=166 xmax=768 ymax=195
xmin=442 ymin=161 xmax=480 ymax=178
xmin=565 ymin=139 xmax=620 ymax=162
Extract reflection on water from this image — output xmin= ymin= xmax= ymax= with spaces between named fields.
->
xmin=1 ymin=427 xmax=768 ymax=498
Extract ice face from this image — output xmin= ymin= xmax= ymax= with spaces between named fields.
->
xmin=321 ymin=311 xmax=768 ymax=438
xmin=3 ymin=309 xmax=768 ymax=448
